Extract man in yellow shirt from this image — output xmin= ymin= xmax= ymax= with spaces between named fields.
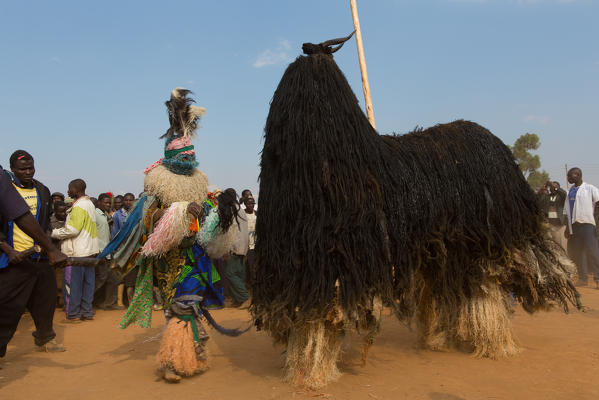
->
xmin=13 ymin=183 xmax=38 ymax=251
xmin=0 ymin=150 xmax=65 ymax=353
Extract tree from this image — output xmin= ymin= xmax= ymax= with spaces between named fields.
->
xmin=511 ymin=133 xmax=550 ymax=190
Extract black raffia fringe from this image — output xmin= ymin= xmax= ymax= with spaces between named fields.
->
xmin=250 ymin=52 xmax=579 ymax=345
xmin=250 ymin=53 xmax=393 ymax=343
xmin=380 ymin=122 xmax=579 ymax=323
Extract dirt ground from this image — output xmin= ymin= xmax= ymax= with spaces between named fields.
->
xmin=2 ymin=287 xmax=599 ymax=400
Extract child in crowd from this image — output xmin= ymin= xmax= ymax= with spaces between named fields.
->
xmin=50 ymin=201 xmax=68 ymax=308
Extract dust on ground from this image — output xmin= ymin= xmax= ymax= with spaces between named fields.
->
xmin=2 ymin=287 xmax=599 ymax=400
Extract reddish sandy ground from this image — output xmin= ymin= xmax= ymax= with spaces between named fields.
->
xmin=1 ymin=287 xmax=599 ymax=400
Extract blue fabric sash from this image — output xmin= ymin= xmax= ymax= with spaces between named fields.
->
xmin=97 ymin=195 xmax=147 ymax=259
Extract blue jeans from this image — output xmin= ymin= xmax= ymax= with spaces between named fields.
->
xmin=63 ymin=265 xmax=95 ymax=318
xmin=568 ymin=223 xmax=599 ymax=283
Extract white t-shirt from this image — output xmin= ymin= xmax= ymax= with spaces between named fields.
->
xmin=246 ymin=212 xmax=256 ymax=250
xmin=563 ymin=182 xmax=599 ymax=233
xmin=232 ymin=207 xmax=249 ymax=256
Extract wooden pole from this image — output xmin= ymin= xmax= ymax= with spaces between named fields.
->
xmin=565 ymin=164 xmax=569 ymax=189
xmin=349 ymin=0 xmax=376 ymax=129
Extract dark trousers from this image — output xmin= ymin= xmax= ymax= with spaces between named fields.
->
xmin=568 ymin=223 xmax=599 ymax=282
xmin=94 ymin=263 xmax=119 ymax=307
xmin=123 ymin=266 xmax=139 ymax=287
xmin=245 ymin=249 xmax=255 ymax=272
xmin=212 ymin=258 xmax=229 ymax=298
xmin=63 ymin=265 xmax=95 ymax=319
xmin=224 ymin=254 xmax=250 ymax=303
xmin=121 ymin=266 xmax=139 ymax=307
xmin=0 ymin=260 xmax=57 ymax=357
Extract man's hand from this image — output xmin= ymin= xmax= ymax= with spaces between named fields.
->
xmin=187 ymin=202 xmax=204 ymax=219
xmin=8 ymin=248 xmax=25 ymax=264
xmin=564 ymin=229 xmax=571 ymax=240
xmin=47 ymin=249 xmax=68 ymax=268
xmin=0 ymin=241 xmax=24 ymax=264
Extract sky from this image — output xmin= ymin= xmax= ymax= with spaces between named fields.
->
xmin=1 ymin=0 xmax=598 ymax=198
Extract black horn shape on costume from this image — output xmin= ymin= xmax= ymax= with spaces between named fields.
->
xmin=302 ymin=31 xmax=355 ymax=55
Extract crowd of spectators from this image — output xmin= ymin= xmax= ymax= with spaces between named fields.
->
xmin=0 ymin=149 xmax=257 ymax=356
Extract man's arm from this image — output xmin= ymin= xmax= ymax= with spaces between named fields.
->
xmin=14 ymin=211 xmax=67 ymax=266
xmin=0 ymin=169 xmax=29 ymax=221
xmin=51 ymin=206 xmax=85 ymax=240
xmin=0 ymin=170 xmax=66 ymax=266
xmin=591 ymin=185 xmax=599 ymax=204
xmin=51 ymin=224 xmax=80 ymax=240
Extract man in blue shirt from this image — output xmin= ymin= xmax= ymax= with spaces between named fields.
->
xmin=111 ymin=192 xmax=135 ymax=237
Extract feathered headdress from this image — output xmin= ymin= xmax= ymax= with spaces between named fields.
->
xmin=161 ymin=88 xmax=206 ymax=139
xmin=145 ymin=88 xmax=206 ymax=176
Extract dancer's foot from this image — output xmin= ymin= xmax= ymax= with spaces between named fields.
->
xmin=162 ymin=368 xmax=181 ymax=383
xmin=37 ymin=339 xmax=66 ymax=353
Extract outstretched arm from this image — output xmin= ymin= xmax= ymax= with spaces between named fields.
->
xmin=14 ymin=211 xmax=67 ymax=266
xmin=52 ymin=206 xmax=86 ymax=239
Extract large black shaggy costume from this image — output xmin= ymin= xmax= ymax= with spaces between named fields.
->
xmin=250 ymin=36 xmax=579 ymax=388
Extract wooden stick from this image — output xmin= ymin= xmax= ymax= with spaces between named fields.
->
xmin=67 ymin=257 xmax=106 ymax=268
xmin=12 ymin=245 xmax=105 ymax=267
xmin=349 ymin=0 xmax=376 ymax=129
xmin=9 ymin=245 xmax=41 ymax=264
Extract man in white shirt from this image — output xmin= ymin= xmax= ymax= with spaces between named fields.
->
xmin=222 ymin=189 xmax=250 ymax=308
xmin=244 ymin=196 xmax=257 ymax=269
xmin=51 ymin=179 xmax=99 ymax=321
xmin=563 ymin=167 xmax=599 ymax=287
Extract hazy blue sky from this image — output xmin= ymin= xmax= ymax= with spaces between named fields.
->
xmin=1 ymin=0 xmax=597 ymax=198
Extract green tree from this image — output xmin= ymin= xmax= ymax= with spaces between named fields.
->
xmin=511 ymin=133 xmax=550 ymax=190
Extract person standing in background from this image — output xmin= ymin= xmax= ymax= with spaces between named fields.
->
xmin=112 ymin=193 xmax=134 ymax=237
xmin=111 ymin=195 xmax=123 ymax=218
xmin=564 ymin=168 xmax=599 ymax=287
xmin=94 ymin=193 xmax=121 ymax=310
xmin=545 ymin=181 xmax=567 ymax=250
xmin=51 ymin=179 xmax=99 ymax=321
xmin=50 ymin=201 xmax=68 ymax=308
xmin=244 ymin=196 xmax=257 ymax=271
xmin=51 ymin=192 xmax=65 ymax=207
xmin=222 ymin=189 xmax=250 ymax=308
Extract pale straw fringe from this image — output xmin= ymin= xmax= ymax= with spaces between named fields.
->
xmin=144 ymin=164 xmax=208 ymax=207
xmin=417 ymin=276 xmax=519 ymax=359
xmin=157 ymin=318 xmax=206 ymax=376
xmin=284 ymin=321 xmax=343 ymax=389
xmin=142 ymin=202 xmax=191 ymax=256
